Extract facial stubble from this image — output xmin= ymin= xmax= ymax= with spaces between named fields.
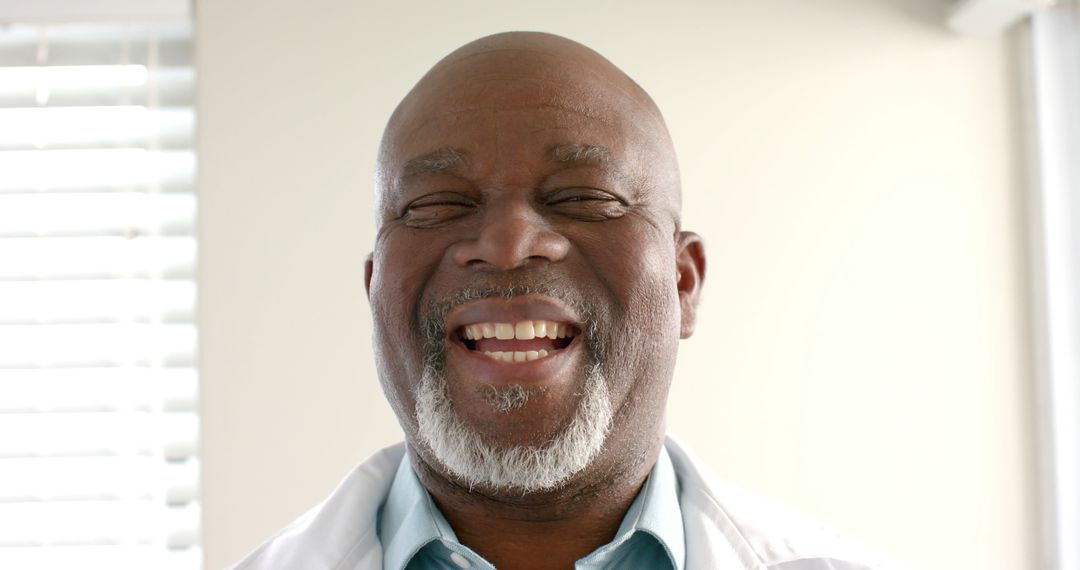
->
xmin=413 ymin=285 xmax=614 ymax=494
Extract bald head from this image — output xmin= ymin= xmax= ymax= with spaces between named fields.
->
xmin=375 ymin=31 xmax=682 ymax=229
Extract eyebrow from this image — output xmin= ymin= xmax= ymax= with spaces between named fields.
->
xmin=402 ymin=148 xmax=467 ymax=179
xmin=399 ymin=143 xmax=613 ymax=181
xmin=548 ymin=143 xmax=612 ymax=165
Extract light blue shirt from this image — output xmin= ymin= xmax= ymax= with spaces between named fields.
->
xmin=233 ymin=438 xmax=900 ymax=570
xmin=377 ymin=447 xmax=686 ymax=570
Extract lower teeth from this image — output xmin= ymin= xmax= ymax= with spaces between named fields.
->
xmin=483 ymin=349 xmax=550 ymax=363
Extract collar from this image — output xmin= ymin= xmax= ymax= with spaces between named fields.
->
xmin=377 ymin=447 xmax=685 ymax=570
xmin=377 ymin=453 xmax=462 ymax=569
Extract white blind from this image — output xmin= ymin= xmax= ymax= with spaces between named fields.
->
xmin=1027 ymin=5 xmax=1080 ymax=570
xmin=0 ymin=23 xmax=200 ymax=570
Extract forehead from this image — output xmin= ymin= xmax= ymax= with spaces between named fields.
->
xmin=382 ymin=49 xmax=663 ymax=176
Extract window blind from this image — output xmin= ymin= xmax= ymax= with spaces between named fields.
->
xmin=1027 ymin=6 xmax=1080 ymax=570
xmin=0 ymin=22 xmax=200 ymax=570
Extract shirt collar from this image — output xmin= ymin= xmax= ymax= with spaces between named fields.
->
xmin=377 ymin=453 xmax=459 ymax=570
xmin=581 ymin=445 xmax=685 ymax=570
xmin=377 ymin=446 xmax=685 ymax=570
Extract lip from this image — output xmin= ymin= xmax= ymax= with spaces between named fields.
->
xmin=443 ymin=295 xmax=584 ymax=386
xmin=443 ymin=294 xmax=584 ymax=333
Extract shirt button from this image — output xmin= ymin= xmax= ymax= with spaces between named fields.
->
xmin=449 ymin=551 xmax=472 ymax=569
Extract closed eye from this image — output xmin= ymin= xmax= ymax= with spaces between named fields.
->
xmin=402 ymin=193 xmax=476 ymax=228
xmin=544 ymin=188 xmax=628 ymax=221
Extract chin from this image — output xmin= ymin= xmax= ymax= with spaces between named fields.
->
xmin=415 ymin=363 xmax=613 ymax=493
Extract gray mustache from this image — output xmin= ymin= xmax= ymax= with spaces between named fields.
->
xmin=416 ymin=276 xmax=610 ymax=372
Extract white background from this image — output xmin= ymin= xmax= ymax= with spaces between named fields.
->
xmin=196 ymin=1 xmax=1035 ymax=569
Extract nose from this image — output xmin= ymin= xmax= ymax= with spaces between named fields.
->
xmin=449 ymin=197 xmax=570 ymax=270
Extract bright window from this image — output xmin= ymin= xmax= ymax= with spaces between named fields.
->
xmin=0 ymin=22 xmax=200 ymax=570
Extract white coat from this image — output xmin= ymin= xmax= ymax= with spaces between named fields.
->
xmin=230 ymin=437 xmax=900 ymax=570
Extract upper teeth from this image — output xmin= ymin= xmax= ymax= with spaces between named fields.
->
xmin=462 ymin=320 xmax=573 ymax=340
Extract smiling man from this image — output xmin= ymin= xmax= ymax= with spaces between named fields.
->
xmin=232 ymin=32 xmax=895 ymax=570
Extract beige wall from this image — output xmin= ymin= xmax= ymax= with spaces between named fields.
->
xmin=197 ymin=1 xmax=1037 ymax=569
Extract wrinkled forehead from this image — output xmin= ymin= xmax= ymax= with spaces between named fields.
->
xmin=393 ymin=45 xmax=660 ymax=131
xmin=381 ymin=45 xmax=672 ymax=172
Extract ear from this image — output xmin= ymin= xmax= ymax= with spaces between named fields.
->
xmin=675 ymin=232 xmax=706 ymax=339
xmin=364 ymin=252 xmax=374 ymax=298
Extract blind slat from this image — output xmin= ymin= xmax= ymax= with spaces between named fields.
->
xmin=0 ymin=64 xmax=148 ymax=89
xmin=0 ymin=69 xmax=194 ymax=108
xmin=0 ymin=367 xmax=197 ymax=412
xmin=0 ymin=106 xmax=195 ymax=149
xmin=0 ymin=502 xmax=199 ymax=548
xmin=0 ymin=457 xmax=198 ymax=504
xmin=0 ymin=193 xmax=196 ymax=237
xmin=0 ymin=236 xmax=195 ymax=279
xmin=0 ymin=280 xmax=195 ymax=324
xmin=0 ymin=323 xmax=196 ymax=367
xmin=0 ymin=24 xmax=192 ymax=65
xmin=0 ymin=545 xmax=202 ymax=570
xmin=0 ymin=411 xmax=198 ymax=459
xmin=0 ymin=149 xmax=195 ymax=191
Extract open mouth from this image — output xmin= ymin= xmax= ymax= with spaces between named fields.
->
xmin=457 ymin=319 xmax=578 ymax=363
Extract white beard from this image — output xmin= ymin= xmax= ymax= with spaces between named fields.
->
xmin=415 ymin=364 xmax=613 ymax=493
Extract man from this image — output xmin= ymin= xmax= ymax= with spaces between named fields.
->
xmin=233 ymin=32 xmax=895 ymax=570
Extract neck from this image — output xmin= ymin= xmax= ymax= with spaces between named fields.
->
xmin=411 ymin=438 xmax=663 ymax=570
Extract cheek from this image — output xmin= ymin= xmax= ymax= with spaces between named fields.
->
xmin=576 ymin=230 xmax=680 ymax=325
xmin=369 ymin=231 xmax=449 ymax=404
xmin=371 ymin=229 xmax=446 ymax=324
xmin=573 ymin=229 xmax=682 ymax=393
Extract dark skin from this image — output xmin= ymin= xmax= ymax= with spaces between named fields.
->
xmin=364 ymin=32 xmax=706 ymax=569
